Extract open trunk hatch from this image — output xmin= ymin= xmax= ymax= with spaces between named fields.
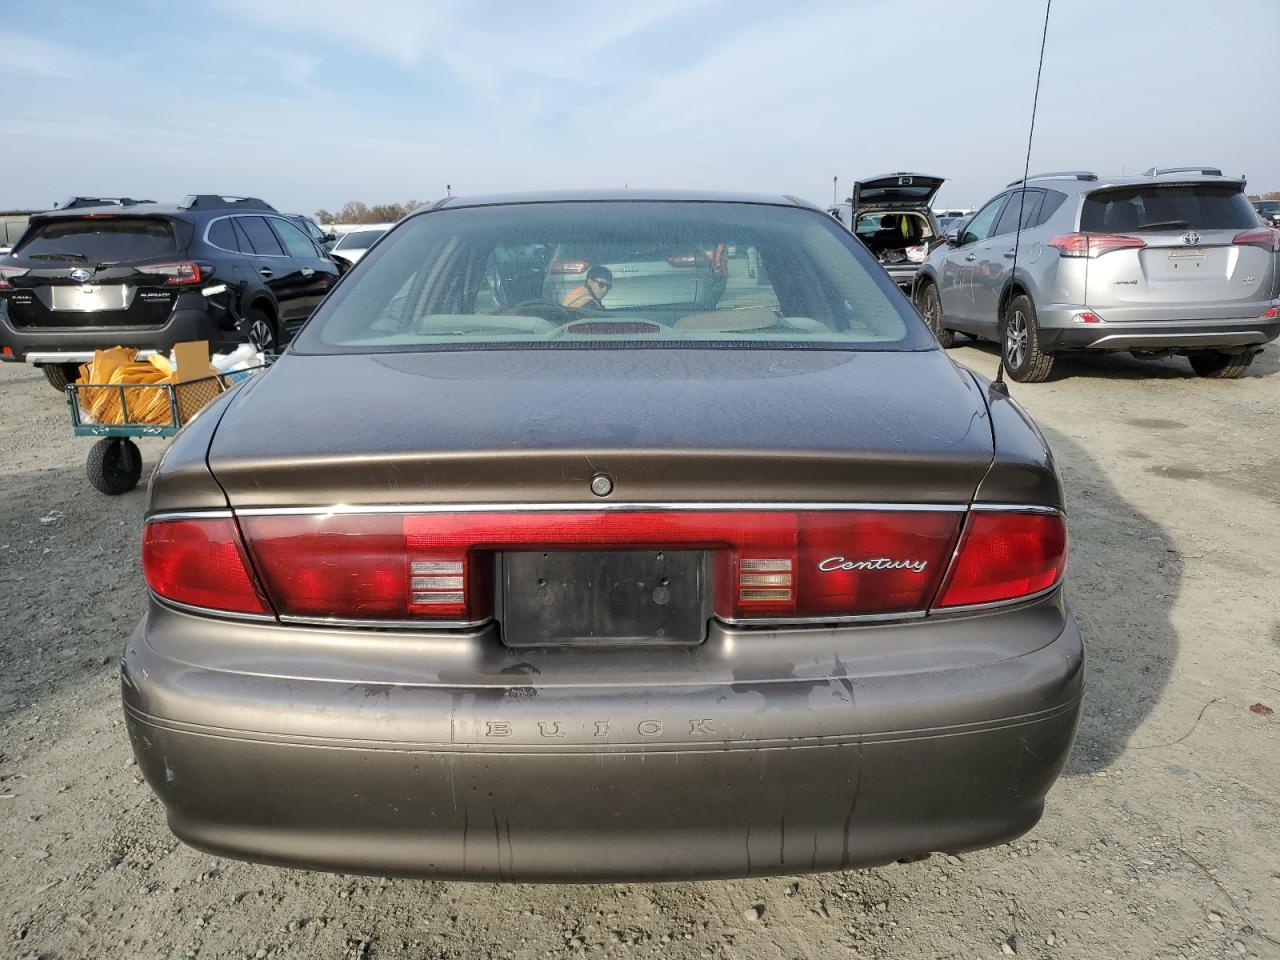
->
xmin=853 ymin=173 xmax=945 ymax=214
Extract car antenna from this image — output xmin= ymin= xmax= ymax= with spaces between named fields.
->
xmin=994 ymin=0 xmax=1053 ymax=396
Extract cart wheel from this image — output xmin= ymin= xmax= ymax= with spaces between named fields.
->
xmin=86 ymin=438 xmax=143 ymax=495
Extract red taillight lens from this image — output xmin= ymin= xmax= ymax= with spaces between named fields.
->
xmin=137 ymin=261 xmax=202 ymax=285
xmin=666 ymin=253 xmax=706 ymax=268
xmin=1232 ymin=227 xmax=1280 ymax=252
xmin=934 ymin=511 xmax=1067 ymax=609
xmin=1262 ymin=306 xmax=1279 ymax=320
xmin=238 ymin=510 xmax=964 ymax=623
xmin=0 ymin=265 xmax=30 ymax=289
xmin=1048 ymin=233 xmax=1146 ymax=258
xmin=142 ymin=518 xmax=271 ymax=615
xmin=549 ymin=259 xmax=590 ymax=274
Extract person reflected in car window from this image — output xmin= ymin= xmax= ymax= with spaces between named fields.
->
xmin=562 ymin=265 xmax=613 ymax=310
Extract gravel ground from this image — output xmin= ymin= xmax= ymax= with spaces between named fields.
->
xmin=2 ymin=343 xmax=1279 ymax=960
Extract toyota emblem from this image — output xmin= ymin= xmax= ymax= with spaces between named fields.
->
xmin=70 ymin=268 xmax=92 ymax=282
xmin=1181 ymin=231 xmax=1201 ymax=246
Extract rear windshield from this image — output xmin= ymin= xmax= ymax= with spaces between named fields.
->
xmin=1081 ymin=184 xmax=1258 ymax=232
xmin=14 ymin=217 xmax=179 ymax=262
xmin=296 ymin=201 xmax=928 ymax=354
xmin=335 ymin=229 xmax=386 ymax=250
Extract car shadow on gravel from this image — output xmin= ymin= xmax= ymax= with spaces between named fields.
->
xmin=955 ymin=336 xmax=1279 ymax=380
xmin=1035 ymin=425 xmax=1183 ymax=777
xmin=0 ymin=463 xmax=151 ymax=722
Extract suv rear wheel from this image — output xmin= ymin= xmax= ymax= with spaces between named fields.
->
xmin=915 ymin=282 xmax=954 ymax=348
xmin=1188 ymin=350 xmax=1254 ymax=379
xmin=41 ymin=362 xmax=81 ymax=392
xmin=1001 ymin=295 xmax=1054 ymax=383
xmin=246 ymin=308 xmax=278 ymax=351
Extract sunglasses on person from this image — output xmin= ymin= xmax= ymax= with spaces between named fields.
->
xmin=590 ymin=278 xmax=612 ymax=291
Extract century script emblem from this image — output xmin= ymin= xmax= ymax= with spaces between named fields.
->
xmin=818 ymin=556 xmax=929 ymax=573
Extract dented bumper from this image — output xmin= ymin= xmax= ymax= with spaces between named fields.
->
xmin=122 ymin=596 xmax=1083 ymax=881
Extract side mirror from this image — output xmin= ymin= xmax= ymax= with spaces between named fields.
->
xmin=323 ymin=231 xmax=337 ymax=242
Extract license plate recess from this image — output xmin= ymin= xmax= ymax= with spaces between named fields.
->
xmin=501 ymin=550 xmax=709 ymax=647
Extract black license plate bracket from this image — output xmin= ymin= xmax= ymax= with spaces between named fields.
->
xmin=500 ymin=550 xmax=709 ymax=647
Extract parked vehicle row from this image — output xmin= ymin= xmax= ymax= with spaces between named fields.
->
xmin=0 ymin=194 xmax=341 ymax=389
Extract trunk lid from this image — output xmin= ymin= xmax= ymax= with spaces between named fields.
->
xmin=1081 ymin=182 xmax=1275 ymax=310
xmin=852 ymin=173 xmax=945 ymax=214
xmin=3 ymin=214 xmax=194 ymax=329
xmin=207 ymin=348 xmax=994 ymax=509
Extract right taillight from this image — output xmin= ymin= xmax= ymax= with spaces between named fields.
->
xmin=933 ymin=510 xmax=1067 ymax=609
xmin=142 ymin=518 xmax=271 ymax=615
xmin=548 ymin=259 xmax=590 ymax=274
xmin=1232 ymin=227 xmax=1280 ymax=252
xmin=1048 ymin=233 xmax=1146 ymax=258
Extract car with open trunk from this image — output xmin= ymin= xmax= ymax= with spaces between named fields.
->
xmin=124 ymin=190 xmax=1082 ymax=882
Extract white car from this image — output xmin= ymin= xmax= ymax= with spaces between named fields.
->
xmin=329 ymin=225 xmax=391 ymax=269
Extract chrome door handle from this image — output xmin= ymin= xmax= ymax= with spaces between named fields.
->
xmin=1003 ymin=250 xmax=1016 ymax=259
xmin=964 ymin=254 xmax=977 ymax=262
xmin=258 ymin=268 xmax=274 ymax=279
xmin=301 ymin=267 xmax=315 ymax=277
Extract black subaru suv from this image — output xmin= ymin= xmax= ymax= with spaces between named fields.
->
xmin=0 ymin=195 xmax=340 ymax=390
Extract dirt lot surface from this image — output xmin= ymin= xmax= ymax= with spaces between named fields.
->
xmin=2 ymin=343 xmax=1279 ymax=960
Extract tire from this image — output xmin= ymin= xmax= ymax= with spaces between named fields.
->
xmin=86 ymin=438 xmax=142 ymax=495
xmin=915 ymin=282 xmax=954 ymax=348
xmin=1188 ymin=350 xmax=1253 ymax=379
xmin=245 ymin=307 xmax=278 ymax=351
xmin=1001 ymin=294 xmax=1054 ymax=383
xmin=42 ymin=363 xmax=80 ymax=392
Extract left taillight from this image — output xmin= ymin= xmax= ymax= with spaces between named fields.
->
xmin=0 ymin=265 xmax=30 ymax=289
xmin=933 ymin=510 xmax=1067 ymax=609
xmin=142 ymin=518 xmax=272 ymax=615
xmin=136 ymin=261 xmax=202 ymax=285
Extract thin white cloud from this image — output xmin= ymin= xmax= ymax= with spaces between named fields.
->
xmin=0 ymin=33 xmax=85 ymax=81
xmin=210 ymin=0 xmax=712 ymax=94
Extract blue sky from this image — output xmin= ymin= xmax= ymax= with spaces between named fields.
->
xmin=3 ymin=0 xmax=1277 ymax=216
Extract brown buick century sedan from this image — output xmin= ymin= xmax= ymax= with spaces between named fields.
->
xmin=124 ymin=191 xmax=1082 ymax=881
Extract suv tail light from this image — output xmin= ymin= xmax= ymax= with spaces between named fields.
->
xmin=549 ymin=259 xmax=590 ymax=274
xmin=1232 ymin=227 xmax=1280 ymax=252
xmin=137 ymin=261 xmax=202 ymax=285
xmin=0 ymin=265 xmax=30 ymax=289
xmin=934 ymin=511 xmax=1067 ymax=608
xmin=1048 ymin=233 xmax=1147 ymax=258
xmin=142 ymin=518 xmax=271 ymax=615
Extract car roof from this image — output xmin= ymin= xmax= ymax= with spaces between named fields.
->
xmin=422 ymin=189 xmax=819 ymax=213
xmin=1010 ymin=171 xmax=1245 ymax=196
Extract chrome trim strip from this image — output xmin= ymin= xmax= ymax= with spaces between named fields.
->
xmin=717 ymin=609 xmax=927 ymax=627
xmin=927 ymin=581 xmax=1063 ymax=617
xmin=1086 ymin=330 xmax=1266 ymax=348
xmin=151 ymin=592 xmax=278 ymax=623
xmin=233 ymin=501 xmax=971 ymax=517
xmin=146 ymin=510 xmax=235 ymax=522
xmin=279 ymin=614 xmax=493 ymax=630
xmin=28 ymin=350 xmax=157 ymax=363
xmin=969 ymin=503 xmax=1064 ymax=515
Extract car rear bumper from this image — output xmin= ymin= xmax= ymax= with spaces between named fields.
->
xmin=122 ymin=596 xmax=1084 ymax=882
xmin=0 ymin=306 xmax=236 ymax=363
xmin=884 ymin=264 xmax=923 ymax=290
xmin=1035 ymin=303 xmax=1280 ymax=352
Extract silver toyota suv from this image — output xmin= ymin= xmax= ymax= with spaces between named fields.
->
xmin=914 ymin=167 xmax=1280 ymax=380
